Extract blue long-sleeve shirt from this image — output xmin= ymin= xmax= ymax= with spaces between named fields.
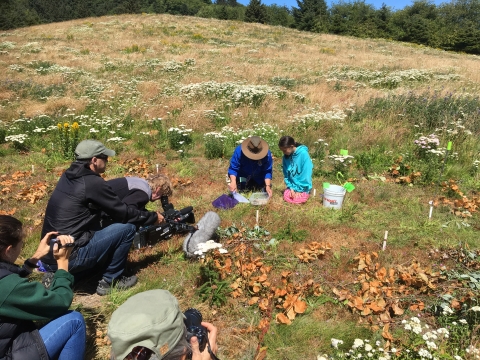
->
xmin=282 ymin=145 xmax=313 ymax=193
xmin=228 ymin=145 xmax=273 ymax=185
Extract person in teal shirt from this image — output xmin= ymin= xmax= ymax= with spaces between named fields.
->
xmin=278 ymin=136 xmax=313 ymax=204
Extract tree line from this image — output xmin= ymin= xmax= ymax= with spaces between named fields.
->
xmin=0 ymin=0 xmax=479 ymax=54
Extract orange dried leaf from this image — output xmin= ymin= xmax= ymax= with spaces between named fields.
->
xmin=293 ymin=300 xmax=307 ymax=314
xmin=249 ymin=297 xmax=259 ymax=306
xmin=392 ymin=303 xmax=404 ymax=316
xmin=276 ymin=313 xmax=291 ymax=325
xmin=382 ymin=324 xmax=394 ymax=341
xmin=286 ymin=307 xmax=296 ymax=320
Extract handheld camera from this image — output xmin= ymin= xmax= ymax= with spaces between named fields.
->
xmin=184 ymin=308 xmax=208 ymax=357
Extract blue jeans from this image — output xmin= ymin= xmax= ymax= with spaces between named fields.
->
xmin=39 ymin=311 xmax=86 ymax=360
xmin=69 ymin=223 xmax=136 ymax=283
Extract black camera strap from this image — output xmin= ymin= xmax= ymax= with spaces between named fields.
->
xmin=207 ymin=339 xmax=220 ymax=360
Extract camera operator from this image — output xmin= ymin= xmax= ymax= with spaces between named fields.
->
xmin=40 ymin=140 xmax=162 ymax=296
xmin=105 ymin=174 xmax=174 ymax=227
xmin=108 ymin=289 xmax=219 ymax=360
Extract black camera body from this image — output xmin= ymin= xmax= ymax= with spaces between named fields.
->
xmin=184 ymin=308 xmax=208 ymax=355
xmin=49 ymin=238 xmax=75 ymax=251
xmin=133 ymin=196 xmax=196 ymax=249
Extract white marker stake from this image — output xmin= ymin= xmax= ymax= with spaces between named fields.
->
xmin=313 ymin=189 xmax=316 ymax=197
xmin=31 ymin=165 xmax=34 ymax=174
xmin=256 ymin=210 xmax=259 ymax=224
xmin=156 ymin=164 xmax=159 ymax=174
xmin=428 ymin=200 xmax=434 ymax=220
xmin=382 ymin=231 xmax=388 ymax=251
xmin=51 ymin=143 xmax=54 ymax=150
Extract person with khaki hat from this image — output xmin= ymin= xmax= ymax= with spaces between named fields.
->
xmin=227 ymin=136 xmax=273 ymax=197
xmin=108 ymin=289 xmax=218 ymax=360
xmin=40 ymin=139 xmax=162 ymax=296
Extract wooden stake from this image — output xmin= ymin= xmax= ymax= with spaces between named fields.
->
xmin=256 ymin=210 xmax=259 ymax=224
xmin=382 ymin=231 xmax=388 ymax=251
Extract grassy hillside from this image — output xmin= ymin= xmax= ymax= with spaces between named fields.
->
xmin=1 ymin=14 xmax=480 ymax=359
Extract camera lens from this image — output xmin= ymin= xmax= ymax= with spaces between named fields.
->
xmin=183 ymin=308 xmax=202 ymax=328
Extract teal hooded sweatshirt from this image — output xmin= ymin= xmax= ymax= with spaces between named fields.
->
xmin=282 ymin=144 xmax=313 ymax=193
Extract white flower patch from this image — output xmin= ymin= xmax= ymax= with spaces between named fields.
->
xmin=0 ymin=41 xmax=16 ymax=50
xmin=290 ymin=108 xmax=348 ymax=128
xmin=328 ymin=154 xmax=354 ymax=167
xmin=8 ymin=64 xmax=24 ymax=72
xmin=21 ymin=42 xmax=42 ymax=53
xmin=331 ymin=338 xmax=344 ymax=349
xmin=180 ymin=81 xmax=289 ymax=107
xmin=163 ymin=60 xmax=184 ymax=72
xmin=107 ymin=137 xmax=125 ymax=142
xmin=5 ymin=134 xmax=28 ymax=143
xmin=193 ymin=240 xmax=228 ymax=258
xmin=414 ymin=134 xmax=440 ymax=150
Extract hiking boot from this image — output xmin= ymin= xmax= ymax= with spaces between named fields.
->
xmin=42 ymin=272 xmax=55 ymax=289
xmin=96 ymin=275 xmax=138 ymax=296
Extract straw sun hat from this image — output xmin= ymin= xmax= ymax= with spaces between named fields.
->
xmin=241 ymin=136 xmax=269 ymax=160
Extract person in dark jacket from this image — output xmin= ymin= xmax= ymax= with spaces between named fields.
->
xmin=40 ymin=139 xmax=162 ymax=296
xmin=227 ymin=136 xmax=273 ymax=197
xmin=0 ymin=215 xmax=86 ymax=360
xmin=106 ymin=174 xmax=173 ymax=215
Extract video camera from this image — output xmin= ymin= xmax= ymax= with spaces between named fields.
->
xmin=133 ymin=196 xmax=196 ymax=249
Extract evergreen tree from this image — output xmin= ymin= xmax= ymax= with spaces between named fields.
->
xmin=266 ymin=4 xmax=294 ymax=27
xmin=389 ymin=0 xmax=438 ymax=45
xmin=218 ymin=5 xmax=229 ymax=19
xmin=0 ymin=0 xmax=40 ymax=29
xmin=244 ymin=0 xmax=267 ymax=23
xmin=293 ymin=0 xmax=328 ymax=32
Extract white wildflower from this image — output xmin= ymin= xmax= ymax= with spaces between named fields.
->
xmin=331 ymin=338 xmax=344 ymax=349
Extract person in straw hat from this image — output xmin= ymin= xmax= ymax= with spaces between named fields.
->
xmin=227 ymin=136 xmax=273 ymax=197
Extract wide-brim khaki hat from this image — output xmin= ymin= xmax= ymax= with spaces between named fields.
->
xmin=241 ymin=136 xmax=269 ymax=160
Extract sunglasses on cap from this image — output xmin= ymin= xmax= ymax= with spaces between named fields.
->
xmin=96 ymin=154 xmax=109 ymax=161
xmin=124 ymin=346 xmax=153 ymax=360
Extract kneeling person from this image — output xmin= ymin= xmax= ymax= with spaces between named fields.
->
xmin=106 ymin=174 xmax=172 ymax=219
xmin=40 ymin=140 xmax=161 ymax=295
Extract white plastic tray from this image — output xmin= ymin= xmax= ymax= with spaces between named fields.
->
xmin=249 ymin=192 xmax=269 ymax=205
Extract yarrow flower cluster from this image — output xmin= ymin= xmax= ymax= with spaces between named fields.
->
xmin=414 ymin=134 xmax=440 ymax=150
xmin=168 ymin=125 xmax=193 ymax=151
xmin=326 ymin=338 xmax=393 ymax=360
xmin=5 ymin=134 xmax=28 ymax=144
xmin=290 ymin=108 xmax=348 ymax=129
xmin=331 ymin=338 xmax=344 ymax=349
xmin=473 ymin=160 xmax=480 ymax=171
xmin=328 ymin=154 xmax=354 ymax=166
xmin=180 ymin=81 xmax=290 ymax=107
xmin=106 ymin=137 xmax=125 ymax=142
xmin=194 ymin=240 xmax=228 ymax=258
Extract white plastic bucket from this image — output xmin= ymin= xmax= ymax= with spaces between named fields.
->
xmin=322 ymin=185 xmax=346 ymax=209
